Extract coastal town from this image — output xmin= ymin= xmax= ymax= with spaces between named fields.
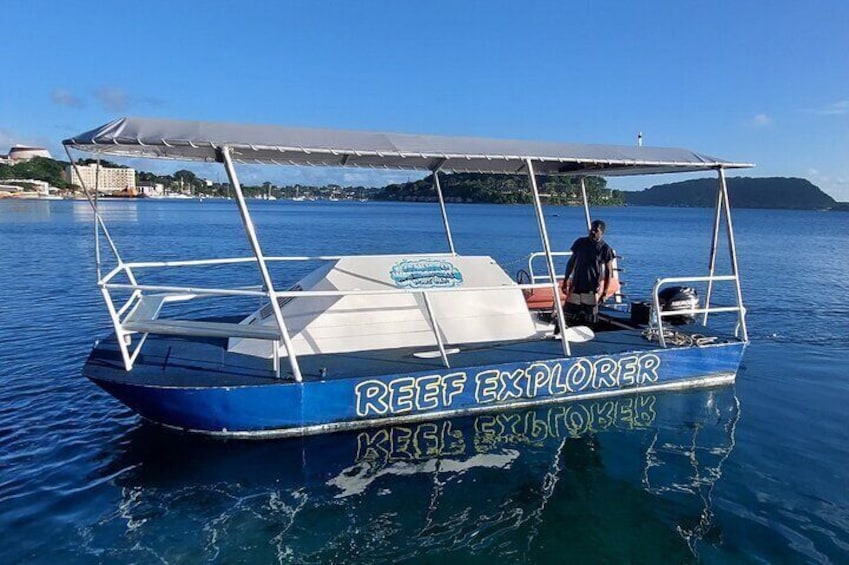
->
xmin=0 ymin=144 xmax=373 ymax=201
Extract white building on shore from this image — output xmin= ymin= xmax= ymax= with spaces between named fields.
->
xmin=0 ymin=178 xmax=60 ymax=199
xmin=67 ymin=163 xmax=136 ymax=193
xmin=0 ymin=145 xmax=53 ymax=165
xmin=137 ymin=182 xmax=165 ymax=197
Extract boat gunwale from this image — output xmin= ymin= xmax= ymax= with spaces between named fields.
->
xmin=137 ymin=373 xmax=739 ymax=439
xmin=85 ymin=331 xmax=747 ymax=390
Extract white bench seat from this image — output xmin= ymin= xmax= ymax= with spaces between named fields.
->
xmin=121 ymin=292 xmax=281 ymax=341
xmin=123 ymin=319 xmax=282 ymax=340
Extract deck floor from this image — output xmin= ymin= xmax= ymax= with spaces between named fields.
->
xmin=85 ymin=310 xmax=739 ymax=389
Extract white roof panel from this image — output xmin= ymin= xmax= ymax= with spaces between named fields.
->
xmin=63 ymin=117 xmax=753 ymax=176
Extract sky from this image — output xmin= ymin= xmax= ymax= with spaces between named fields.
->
xmin=2 ymin=0 xmax=848 ymax=199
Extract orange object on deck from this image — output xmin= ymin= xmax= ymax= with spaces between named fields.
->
xmin=523 ymin=278 xmax=620 ymax=311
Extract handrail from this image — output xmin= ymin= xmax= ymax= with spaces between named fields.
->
xmin=118 ymin=252 xmax=455 ymax=271
xmin=103 ymin=282 xmax=269 ymax=297
xmin=104 ymin=280 xmax=553 ymax=299
xmin=107 ymin=277 xmax=550 ymax=373
xmin=527 ymin=251 xmax=572 ymax=283
xmin=99 ymin=250 xmax=548 ymax=374
xmin=103 ymin=241 xmax=610 ymax=377
xmin=651 ymin=275 xmax=747 ymax=348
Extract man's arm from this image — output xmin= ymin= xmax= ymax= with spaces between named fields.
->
xmin=598 ymin=260 xmax=613 ymax=304
xmin=563 ymin=255 xmax=576 ymax=291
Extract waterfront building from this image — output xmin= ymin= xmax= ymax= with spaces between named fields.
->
xmin=1 ymin=145 xmax=53 ymax=164
xmin=137 ymin=182 xmax=165 ymax=197
xmin=0 ymin=178 xmax=59 ymax=198
xmin=67 ymin=163 xmax=136 ymax=193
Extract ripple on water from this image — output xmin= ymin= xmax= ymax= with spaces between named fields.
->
xmin=2 ymin=203 xmax=849 ymax=563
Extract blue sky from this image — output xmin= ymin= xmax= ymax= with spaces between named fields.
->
xmin=2 ymin=0 xmax=848 ymax=199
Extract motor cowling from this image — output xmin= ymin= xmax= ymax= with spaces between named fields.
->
xmin=657 ymin=286 xmax=699 ymax=325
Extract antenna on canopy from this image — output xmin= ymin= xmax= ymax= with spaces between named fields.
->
xmin=637 ymin=132 xmax=643 ymax=147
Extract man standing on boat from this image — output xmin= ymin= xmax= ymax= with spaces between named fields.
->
xmin=561 ymin=219 xmax=615 ymax=326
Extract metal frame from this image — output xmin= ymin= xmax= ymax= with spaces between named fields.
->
xmin=651 ymin=275 xmax=744 ymax=348
xmin=66 ymin=140 xmax=748 ymax=376
xmin=95 ymin=257 xmax=558 ymax=372
xmin=719 ymin=168 xmax=748 ymax=342
xmin=65 ymin=147 xmax=144 ymax=370
xmin=527 ymin=251 xmax=573 ymax=284
xmin=652 ymin=167 xmax=748 ymax=347
xmin=526 ymin=159 xmax=570 ymax=356
xmin=220 ymin=146 xmax=302 ymax=381
xmin=579 ymin=177 xmax=592 ymax=231
xmin=65 ymin=148 xmax=557 ymax=375
xmin=431 ymin=166 xmax=456 ymax=255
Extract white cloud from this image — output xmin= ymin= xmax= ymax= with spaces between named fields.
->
xmin=807 ymin=100 xmax=849 ymax=116
xmin=747 ymin=113 xmax=773 ymax=127
xmin=51 ymin=89 xmax=84 ymax=108
xmin=95 ymin=87 xmax=129 ymax=112
xmin=137 ymin=95 xmax=165 ymax=108
xmin=0 ymin=129 xmax=16 ymax=149
xmin=804 ymin=169 xmax=849 ymax=201
xmin=341 ymin=170 xmax=423 ymax=186
xmin=92 ymin=87 xmax=164 ymax=113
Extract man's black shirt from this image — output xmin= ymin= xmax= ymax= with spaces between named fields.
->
xmin=568 ymin=236 xmax=614 ymax=293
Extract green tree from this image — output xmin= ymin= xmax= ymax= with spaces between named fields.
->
xmin=0 ymin=157 xmax=71 ymax=188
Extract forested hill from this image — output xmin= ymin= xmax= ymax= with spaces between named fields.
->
xmin=373 ymin=173 xmax=623 ymax=205
xmin=623 ymin=177 xmax=836 ymax=210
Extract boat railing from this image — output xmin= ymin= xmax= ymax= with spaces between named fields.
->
xmin=100 ymin=255 xmax=747 ymax=373
xmin=108 ymin=281 xmax=559 ymax=297
xmin=526 ymin=251 xmax=572 ymax=284
xmin=651 ymin=275 xmax=747 ymax=348
xmin=99 ymin=252 xmax=564 ymax=377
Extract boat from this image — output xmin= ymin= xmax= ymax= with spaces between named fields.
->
xmin=109 ymin=186 xmax=140 ymax=198
xmin=289 ymin=185 xmax=306 ymax=201
xmin=63 ymin=117 xmax=752 ymax=438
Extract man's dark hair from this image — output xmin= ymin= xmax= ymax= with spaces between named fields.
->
xmin=591 ymin=219 xmax=606 ymax=233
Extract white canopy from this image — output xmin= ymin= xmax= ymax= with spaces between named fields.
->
xmin=63 ymin=117 xmax=753 ymax=176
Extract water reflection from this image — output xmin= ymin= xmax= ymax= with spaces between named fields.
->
xmin=89 ymin=387 xmax=739 ymax=563
xmin=0 ymin=199 xmax=54 ymax=220
xmin=72 ymin=199 xmax=139 ymax=223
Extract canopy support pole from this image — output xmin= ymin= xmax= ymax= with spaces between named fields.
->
xmin=431 ymin=166 xmax=456 ymax=255
xmin=703 ymin=174 xmax=724 ymax=325
xmin=220 ymin=146 xmax=303 ymax=382
xmin=580 ymin=177 xmax=592 ymax=231
xmin=718 ymin=168 xmax=748 ymax=341
xmin=64 ymin=147 xmax=127 ymax=278
xmin=66 ymin=146 xmax=141 ymax=371
xmin=526 ymin=159 xmax=570 ymax=356
xmin=422 ymin=292 xmax=450 ymax=368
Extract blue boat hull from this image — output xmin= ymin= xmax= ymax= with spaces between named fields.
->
xmin=88 ymin=340 xmax=746 ymax=438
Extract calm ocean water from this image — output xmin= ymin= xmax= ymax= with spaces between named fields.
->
xmin=0 ymin=199 xmax=847 ymax=563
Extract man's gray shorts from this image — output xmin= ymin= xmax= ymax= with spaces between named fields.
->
xmin=565 ymin=292 xmax=598 ymax=324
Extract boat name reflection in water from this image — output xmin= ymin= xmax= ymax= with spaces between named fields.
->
xmin=355 ymin=354 xmax=662 ymax=417
xmin=355 ymin=395 xmax=658 ymax=465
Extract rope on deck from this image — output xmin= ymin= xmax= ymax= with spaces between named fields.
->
xmin=641 ymin=328 xmax=719 ymax=347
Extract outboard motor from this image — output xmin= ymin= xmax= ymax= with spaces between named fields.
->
xmin=657 ymin=286 xmax=699 ymax=325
